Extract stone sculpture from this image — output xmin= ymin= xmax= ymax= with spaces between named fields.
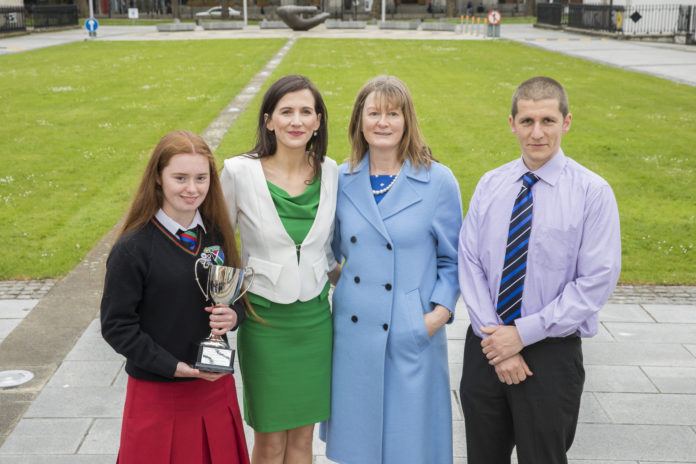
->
xmin=276 ymin=5 xmax=330 ymax=31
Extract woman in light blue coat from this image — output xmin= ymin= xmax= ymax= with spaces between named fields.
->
xmin=320 ymin=76 xmax=463 ymax=463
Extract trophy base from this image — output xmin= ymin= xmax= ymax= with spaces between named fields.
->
xmin=195 ymin=342 xmax=235 ymax=374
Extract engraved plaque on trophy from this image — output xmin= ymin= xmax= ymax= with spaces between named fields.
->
xmin=194 ymin=259 xmax=254 ymax=374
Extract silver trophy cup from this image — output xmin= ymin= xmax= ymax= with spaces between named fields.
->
xmin=194 ymin=259 xmax=254 ymax=373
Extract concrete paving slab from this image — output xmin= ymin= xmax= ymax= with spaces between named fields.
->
xmin=686 ymin=344 xmax=696 ymax=357
xmin=46 ymin=360 xmax=124 ymax=388
xmin=0 ymin=456 xmax=116 ymax=464
xmin=0 ymin=319 xmax=22 ymax=342
xmin=575 ymin=47 xmax=696 ymax=67
xmin=596 ymin=392 xmax=696 ymax=425
xmin=641 ymin=304 xmax=696 ymax=323
xmin=588 ymin=323 xmax=616 ymax=342
xmin=569 ymin=423 xmax=696 ymax=461
xmin=449 ymin=362 xmax=462 ymax=390
xmin=631 ymin=63 xmax=696 ymax=85
xmin=113 ymin=366 xmax=128 ymax=389
xmin=453 ymin=418 xmax=466 ymax=458
xmin=312 ymin=427 xmax=327 ymax=455
xmin=604 ymin=322 xmax=696 ymax=344
xmin=447 ymin=318 xmax=469 ymax=340
xmin=598 ymin=304 xmax=653 ymax=323
xmin=584 ymin=365 xmax=657 ymax=393
xmin=24 ymin=386 xmax=125 ymax=418
xmin=448 ymin=338 xmax=464 ymax=363
xmin=583 ymin=341 xmax=696 ymax=366
xmin=77 ymin=418 xmax=121 ymax=455
xmin=569 ymin=461 xmax=638 ymax=464
xmin=0 ymin=418 xmax=91 ymax=454
xmin=0 ymin=299 xmax=39 ymax=318
xmin=64 ymin=330 xmax=124 ymax=362
xmin=578 ymin=392 xmax=612 ymax=424
xmin=643 ymin=366 xmax=696 ymax=393
xmin=451 ymin=389 xmax=463 ymax=421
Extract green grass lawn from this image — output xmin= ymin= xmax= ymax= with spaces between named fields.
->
xmin=0 ymin=39 xmax=285 ymax=278
xmin=1 ymin=38 xmax=693 ymax=283
xmin=216 ymin=38 xmax=695 ymax=284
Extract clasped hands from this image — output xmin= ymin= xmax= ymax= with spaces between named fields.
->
xmin=480 ymin=325 xmax=533 ymax=385
xmin=174 ymin=304 xmax=238 ymax=382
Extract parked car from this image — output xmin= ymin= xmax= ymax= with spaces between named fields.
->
xmin=195 ymin=6 xmax=241 ymax=18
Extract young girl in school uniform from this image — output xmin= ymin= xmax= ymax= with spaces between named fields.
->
xmin=100 ymin=130 xmax=250 ymax=464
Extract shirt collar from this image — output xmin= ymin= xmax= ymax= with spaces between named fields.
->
xmin=513 ymin=148 xmax=566 ymax=186
xmin=154 ymin=209 xmax=207 ymax=235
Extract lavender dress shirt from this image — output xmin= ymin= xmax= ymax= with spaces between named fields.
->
xmin=458 ymin=149 xmax=621 ymax=346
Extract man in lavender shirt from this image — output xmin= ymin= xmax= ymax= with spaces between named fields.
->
xmin=457 ymin=76 xmax=621 ymax=464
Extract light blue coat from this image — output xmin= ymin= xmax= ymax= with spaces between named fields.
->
xmin=320 ymin=155 xmax=463 ymax=464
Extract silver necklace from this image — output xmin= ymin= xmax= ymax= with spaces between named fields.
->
xmin=371 ymin=166 xmax=403 ymax=195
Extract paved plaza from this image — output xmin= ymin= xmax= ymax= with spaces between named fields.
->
xmin=1 ymin=22 xmax=695 ymax=463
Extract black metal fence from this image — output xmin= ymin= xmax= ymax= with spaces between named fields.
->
xmin=0 ymin=6 xmax=27 ymax=33
xmin=537 ymin=3 xmax=695 ymax=42
xmin=27 ymin=4 xmax=78 ymax=29
xmin=537 ymin=3 xmax=563 ymax=27
xmin=567 ymin=4 xmax=623 ymax=31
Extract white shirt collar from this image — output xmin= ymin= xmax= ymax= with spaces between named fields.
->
xmin=155 ymin=209 xmax=207 ymax=235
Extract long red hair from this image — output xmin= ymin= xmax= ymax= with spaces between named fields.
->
xmin=119 ymin=130 xmax=257 ymax=317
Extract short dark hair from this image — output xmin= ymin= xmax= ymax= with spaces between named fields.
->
xmin=511 ymin=76 xmax=569 ymax=118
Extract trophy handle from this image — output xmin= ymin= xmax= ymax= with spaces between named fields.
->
xmin=233 ymin=267 xmax=255 ymax=303
xmin=194 ymin=258 xmax=211 ymax=301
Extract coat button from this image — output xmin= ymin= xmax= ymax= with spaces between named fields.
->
xmin=386 ymin=243 xmax=392 ymax=250
xmin=354 ymin=276 xmax=360 ymax=283
xmin=385 ymin=283 xmax=392 ymax=291
xmin=350 ymin=236 xmax=357 ymax=243
xmin=352 ymin=315 xmax=358 ymax=323
xmin=382 ymin=323 xmax=389 ymax=331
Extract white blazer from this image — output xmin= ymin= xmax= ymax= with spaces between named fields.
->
xmin=220 ymin=155 xmax=338 ymax=304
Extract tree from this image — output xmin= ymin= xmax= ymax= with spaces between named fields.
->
xmin=172 ymin=0 xmax=180 ymax=19
xmin=446 ymin=0 xmax=456 ymax=17
xmin=220 ymin=0 xmax=230 ymax=19
xmin=76 ymin=0 xmax=89 ymax=17
xmin=525 ymin=0 xmax=536 ymax=17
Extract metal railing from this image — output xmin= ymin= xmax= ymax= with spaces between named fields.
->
xmin=27 ymin=5 xmax=78 ymax=29
xmin=537 ymin=3 xmax=563 ymax=27
xmin=0 ymin=6 xmax=26 ymax=33
xmin=567 ymin=4 xmax=623 ymax=32
xmin=618 ymin=3 xmax=688 ymax=34
xmin=537 ymin=3 xmax=695 ymax=42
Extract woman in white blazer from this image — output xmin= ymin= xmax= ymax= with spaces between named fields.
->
xmin=220 ymin=75 xmax=339 ymax=464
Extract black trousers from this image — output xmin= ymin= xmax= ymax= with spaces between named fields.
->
xmin=459 ymin=325 xmax=584 ymax=464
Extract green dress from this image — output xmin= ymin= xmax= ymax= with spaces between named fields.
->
xmin=237 ymin=178 xmax=332 ymax=433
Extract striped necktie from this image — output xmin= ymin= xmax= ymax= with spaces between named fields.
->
xmin=496 ymin=172 xmax=540 ymax=325
xmin=177 ymin=227 xmax=198 ymax=251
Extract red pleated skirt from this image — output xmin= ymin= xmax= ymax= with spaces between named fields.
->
xmin=117 ymin=375 xmax=249 ymax=464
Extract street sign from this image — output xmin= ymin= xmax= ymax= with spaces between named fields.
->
xmin=85 ymin=17 xmax=98 ymax=32
xmin=487 ymin=9 xmax=501 ymax=26
xmin=128 ymin=8 xmax=139 ymax=19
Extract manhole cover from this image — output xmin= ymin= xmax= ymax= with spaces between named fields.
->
xmin=0 ymin=370 xmax=34 ymax=388
xmin=630 ymin=11 xmax=642 ymax=22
